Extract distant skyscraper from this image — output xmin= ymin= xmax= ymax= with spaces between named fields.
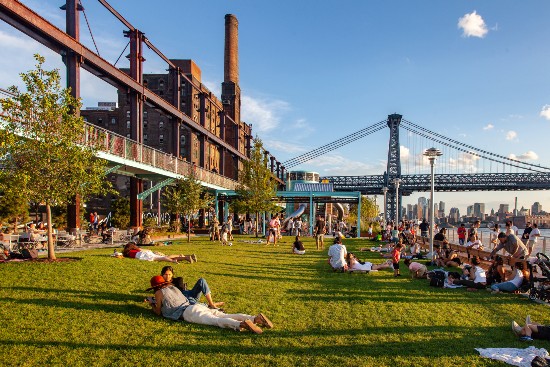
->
xmin=449 ymin=207 xmax=460 ymax=223
xmin=439 ymin=201 xmax=445 ymax=216
xmin=499 ymin=204 xmax=509 ymax=214
xmin=473 ymin=203 xmax=485 ymax=219
xmin=467 ymin=205 xmax=474 ymax=217
xmin=532 ymin=202 xmax=542 ymax=215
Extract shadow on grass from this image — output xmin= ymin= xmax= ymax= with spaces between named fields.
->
xmin=0 ymin=325 xmax=527 ymax=359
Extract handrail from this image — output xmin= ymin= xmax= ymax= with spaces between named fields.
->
xmin=82 ymin=122 xmax=238 ymax=190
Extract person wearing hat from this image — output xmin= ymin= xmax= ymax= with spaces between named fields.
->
xmin=145 ymin=275 xmax=273 ymax=334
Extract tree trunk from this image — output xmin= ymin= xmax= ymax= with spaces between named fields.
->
xmin=255 ymin=211 xmax=259 ymax=238
xmin=187 ymin=215 xmax=191 ymax=243
xmin=46 ymin=204 xmax=56 ymax=260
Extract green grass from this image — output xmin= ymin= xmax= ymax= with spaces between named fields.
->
xmin=0 ymin=236 xmax=546 ymax=366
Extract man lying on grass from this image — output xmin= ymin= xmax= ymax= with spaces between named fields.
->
xmin=145 ymin=275 xmax=273 ymax=334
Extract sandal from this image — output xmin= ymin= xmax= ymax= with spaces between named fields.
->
xmin=257 ymin=313 xmax=273 ymax=329
xmin=241 ymin=319 xmax=263 ymax=334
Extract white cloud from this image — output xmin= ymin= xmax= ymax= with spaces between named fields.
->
xmin=263 ymin=140 xmax=306 ymax=155
xmin=449 ymin=151 xmax=481 ymax=173
xmin=400 ymin=145 xmax=410 ymax=163
xmin=304 ymin=153 xmax=379 ymax=176
xmin=541 ymin=105 xmax=550 ymax=120
xmin=509 ymin=151 xmax=538 ymax=161
xmin=506 ymin=130 xmax=517 ymax=140
xmin=483 ymin=123 xmax=494 ymax=130
xmin=241 ymin=95 xmax=289 ymax=133
xmin=458 ymin=11 xmax=488 ymax=38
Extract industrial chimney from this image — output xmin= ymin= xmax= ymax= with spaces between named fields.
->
xmin=222 ymin=14 xmax=241 ymax=124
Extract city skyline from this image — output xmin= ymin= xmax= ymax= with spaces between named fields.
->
xmin=1 ymin=1 xmax=549 ymax=209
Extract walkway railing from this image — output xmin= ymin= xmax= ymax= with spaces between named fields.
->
xmin=81 ymin=123 xmax=238 ymax=190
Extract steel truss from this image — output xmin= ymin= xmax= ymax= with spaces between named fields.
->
xmin=323 ymin=173 xmax=550 ymax=195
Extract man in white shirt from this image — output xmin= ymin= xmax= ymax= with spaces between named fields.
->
xmin=527 ymin=223 xmax=541 ymax=256
xmin=328 ymin=237 xmax=347 ymax=271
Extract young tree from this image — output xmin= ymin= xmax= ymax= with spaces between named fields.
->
xmin=0 ymin=176 xmax=30 ymax=233
xmin=234 ymin=137 xmax=278 ymax=237
xmin=111 ymin=197 xmax=130 ymax=230
xmin=348 ymin=195 xmax=379 ymax=235
xmin=163 ymin=170 xmax=213 ymax=242
xmin=0 ymin=55 xmax=111 ymax=260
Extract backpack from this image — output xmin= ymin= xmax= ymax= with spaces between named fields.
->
xmin=427 ymin=270 xmax=446 ymax=287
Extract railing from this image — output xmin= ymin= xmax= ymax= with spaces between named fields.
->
xmin=445 ymin=227 xmax=548 ymax=255
xmin=82 ymin=123 xmax=238 ymax=190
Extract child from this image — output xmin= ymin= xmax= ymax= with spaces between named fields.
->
xmin=221 ymin=223 xmax=229 ymax=246
xmin=392 ymin=242 xmax=403 ymax=277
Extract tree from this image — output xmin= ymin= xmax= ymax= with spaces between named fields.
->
xmin=0 ymin=55 xmax=111 ymax=260
xmin=111 ymin=197 xmax=130 ymax=229
xmin=163 ymin=170 xmax=213 ymax=242
xmin=349 ymin=196 xmax=380 ymax=234
xmin=234 ymin=137 xmax=278 ymax=237
xmin=0 ymin=176 xmax=30 ymax=233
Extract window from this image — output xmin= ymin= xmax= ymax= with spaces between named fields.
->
xmin=126 ymin=133 xmax=131 ymax=138
xmin=159 ymin=79 xmax=165 ymax=88
xmin=83 ymin=117 xmax=88 ymax=122
xmin=144 ymin=134 xmax=148 ymax=142
xmin=159 ymin=134 xmax=164 ymax=144
xmin=97 ymin=118 xmax=102 ymax=124
xmin=180 ymin=134 xmax=186 ymax=144
xmin=126 ymin=120 xmax=131 ymax=129
xmin=143 ymin=120 xmax=148 ymax=128
xmin=126 ymin=110 xmax=130 ymax=118
xmin=159 ymin=121 xmax=164 ymax=129
xmin=143 ymin=79 xmax=148 ymax=87
xmin=111 ymin=117 xmax=116 ymax=125
xmin=143 ymin=110 xmax=148 ymax=117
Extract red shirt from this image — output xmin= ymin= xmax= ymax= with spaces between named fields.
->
xmin=128 ymin=249 xmax=140 ymax=258
xmin=391 ymin=248 xmax=401 ymax=264
xmin=457 ymin=227 xmax=466 ymax=239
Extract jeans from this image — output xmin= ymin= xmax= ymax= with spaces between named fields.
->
xmin=491 ymin=281 xmax=519 ymax=292
xmin=459 ymin=238 xmax=465 ymax=246
xmin=182 ymin=278 xmax=210 ymax=303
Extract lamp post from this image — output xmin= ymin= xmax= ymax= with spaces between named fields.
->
xmin=393 ymin=178 xmax=401 ymax=226
xmin=423 ymin=147 xmax=442 ymax=263
xmin=381 ymin=187 xmax=388 ymax=226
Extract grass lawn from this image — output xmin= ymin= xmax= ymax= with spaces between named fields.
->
xmin=0 ymin=235 xmax=547 ymax=366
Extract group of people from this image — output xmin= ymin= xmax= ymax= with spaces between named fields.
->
xmin=328 ymin=236 xmax=393 ymax=273
xmin=145 ymin=266 xmax=273 ymax=334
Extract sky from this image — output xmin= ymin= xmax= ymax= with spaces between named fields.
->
xmin=1 ymin=0 xmax=550 ymax=216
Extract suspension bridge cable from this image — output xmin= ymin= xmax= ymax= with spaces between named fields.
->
xmin=283 ymin=120 xmax=387 ymax=168
xmin=401 ymin=125 xmax=547 ymax=174
xmin=80 ymin=0 xmax=101 ymax=56
xmin=114 ymin=41 xmax=130 ymax=67
xmin=402 ymin=119 xmax=550 ymax=172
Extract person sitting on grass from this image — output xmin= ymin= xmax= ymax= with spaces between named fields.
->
xmin=490 ymin=262 xmax=527 ymax=294
xmin=451 ymin=256 xmax=486 ymax=291
xmin=292 ymin=235 xmax=305 ymax=255
xmin=512 ymin=315 xmax=550 ymax=342
xmin=435 ymin=245 xmax=462 ymax=267
xmin=403 ymin=258 xmax=428 ymax=279
xmin=122 ymin=242 xmax=196 ymax=264
xmin=346 ymin=252 xmax=392 ymax=272
xmin=145 ymin=275 xmax=273 ymax=334
xmin=159 ymin=266 xmax=224 ymax=310
xmin=328 ymin=236 xmax=347 ymax=271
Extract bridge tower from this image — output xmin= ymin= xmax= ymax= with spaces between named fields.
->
xmin=384 ymin=114 xmax=402 ymax=224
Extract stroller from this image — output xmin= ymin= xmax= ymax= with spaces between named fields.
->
xmin=528 ymin=253 xmax=550 ymax=303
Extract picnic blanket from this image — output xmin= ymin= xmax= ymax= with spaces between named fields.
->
xmin=476 ymin=346 xmax=549 ymax=367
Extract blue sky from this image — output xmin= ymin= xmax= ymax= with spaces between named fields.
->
xmin=1 ymin=0 xmax=550 ymax=216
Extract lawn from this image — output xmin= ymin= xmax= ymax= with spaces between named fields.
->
xmin=0 ymin=236 xmax=546 ymax=367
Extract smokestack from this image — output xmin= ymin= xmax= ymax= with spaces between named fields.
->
xmin=221 ymin=14 xmax=241 ymax=124
xmin=224 ymin=14 xmax=239 ymax=83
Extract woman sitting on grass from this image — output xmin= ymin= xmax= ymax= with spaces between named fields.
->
xmin=451 ymin=256 xmax=487 ymax=290
xmin=346 ymin=253 xmax=392 ymax=272
xmin=292 ymin=235 xmax=305 ymax=255
xmin=158 ymin=266 xmax=224 ymax=309
xmin=435 ymin=245 xmax=462 ymax=267
xmin=122 ymin=242 xmax=197 ymax=264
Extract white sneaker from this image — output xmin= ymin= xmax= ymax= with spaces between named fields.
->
xmin=512 ymin=321 xmax=522 ymax=336
xmin=228 ymin=243 xmax=233 ymax=246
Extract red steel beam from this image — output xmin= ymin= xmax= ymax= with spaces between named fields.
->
xmin=0 ymin=0 xmax=247 ymax=160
